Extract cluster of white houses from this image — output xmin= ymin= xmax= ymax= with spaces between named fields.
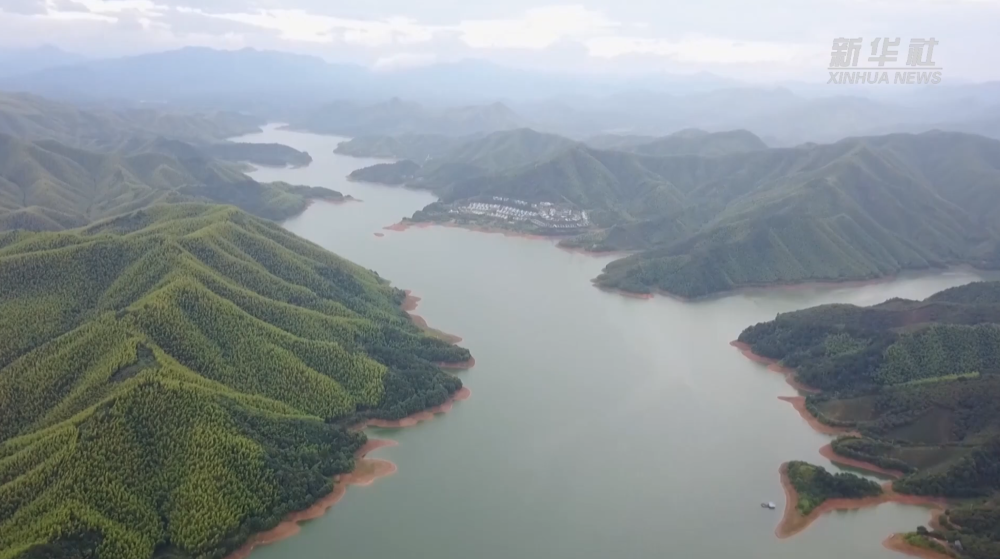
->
xmin=449 ymin=197 xmax=589 ymax=230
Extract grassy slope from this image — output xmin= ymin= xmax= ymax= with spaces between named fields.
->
xmin=738 ymin=281 xmax=1000 ymax=558
xmin=0 ymin=203 xmax=469 ymax=559
xmin=0 ymin=133 xmax=340 ymax=231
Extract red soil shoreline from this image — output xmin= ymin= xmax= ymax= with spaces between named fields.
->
xmin=778 ymin=396 xmax=860 ymax=436
xmin=401 ymin=290 xmax=466 ymax=345
xmin=883 ymin=534 xmax=955 ymax=559
xmin=225 ymin=383 xmax=472 ymax=559
xmin=225 ymin=439 xmax=398 ymax=559
xmin=734 ymin=342 xmax=954 ymax=556
xmin=382 ymin=219 xmax=557 ymax=241
xmin=226 ymin=286 xmax=475 ymax=558
xmin=819 ymin=443 xmax=906 ymax=478
xmin=357 ymin=386 xmax=472 ymax=429
xmin=776 ymin=463 xmax=948 ymax=540
xmin=729 ymin=341 xmax=820 ymax=394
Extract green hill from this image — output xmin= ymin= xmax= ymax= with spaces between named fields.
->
xmin=368 ymin=129 xmax=1000 ymax=297
xmin=738 ymin=281 xmax=1000 ymax=559
xmin=589 ymin=131 xmax=1000 ymax=297
xmin=287 ymin=98 xmax=524 ymax=137
xmin=334 ymin=133 xmax=468 ymax=161
xmin=588 ymin=129 xmax=767 ymax=157
xmin=0 ymin=91 xmax=312 ymax=168
xmin=0 ymin=203 xmax=469 ymax=559
xmin=0 ymin=134 xmax=341 ymax=231
xmin=347 ymin=128 xmax=580 ymax=193
xmin=0 ymin=91 xmax=260 ymax=151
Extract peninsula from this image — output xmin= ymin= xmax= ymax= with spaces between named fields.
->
xmin=738 ymin=281 xmax=1000 ymax=559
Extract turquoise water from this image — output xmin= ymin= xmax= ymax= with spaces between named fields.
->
xmin=233 ymin=125 xmax=985 ymax=559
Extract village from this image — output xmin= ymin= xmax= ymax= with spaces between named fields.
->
xmin=448 ymin=197 xmax=590 ymax=230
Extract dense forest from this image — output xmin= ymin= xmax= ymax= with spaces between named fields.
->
xmin=739 ymin=281 xmax=1000 ymax=558
xmin=784 ymin=461 xmax=882 ymax=516
xmin=0 ymin=91 xmax=312 ymax=171
xmin=0 ymin=133 xmax=341 ymax=231
xmin=342 ymin=126 xmax=1000 ymax=298
xmin=0 ymin=203 xmax=469 ymax=559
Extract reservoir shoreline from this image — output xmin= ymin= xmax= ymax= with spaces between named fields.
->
xmin=776 ymin=463 xmax=948 ymax=540
xmin=224 ymin=281 xmax=472 ymax=558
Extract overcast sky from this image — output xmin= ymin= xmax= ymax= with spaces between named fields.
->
xmin=1 ymin=0 xmax=998 ymax=81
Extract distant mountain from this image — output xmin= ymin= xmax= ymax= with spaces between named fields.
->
xmin=586 ymin=129 xmax=767 ymax=157
xmin=286 ymin=98 xmax=525 ymax=137
xmin=346 ymin=128 xmax=578 ymax=189
xmin=335 ymin=134 xmax=470 ymax=161
xmin=0 ymin=45 xmax=86 ymax=78
xmin=0 ymin=134 xmax=339 ymax=230
xmin=0 ymin=91 xmax=262 ymax=149
xmin=0 ymin=47 xmax=365 ymax=116
xmin=0 ymin=90 xmax=315 ymax=167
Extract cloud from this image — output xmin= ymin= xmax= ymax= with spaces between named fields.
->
xmin=371 ymin=52 xmax=437 ymax=71
xmin=586 ymin=35 xmax=811 ymax=65
xmin=455 ymin=5 xmax=617 ymax=49
xmin=201 ymin=9 xmax=436 ymax=45
xmin=2 ymin=0 xmax=48 ymax=15
xmin=2 ymin=1 xmax=999 ymax=80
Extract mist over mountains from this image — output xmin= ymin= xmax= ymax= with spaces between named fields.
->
xmin=1 ymin=46 xmax=997 ymax=146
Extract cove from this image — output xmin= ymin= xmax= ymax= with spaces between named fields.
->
xmin=232 ymin=125 xmax=987 ymax=559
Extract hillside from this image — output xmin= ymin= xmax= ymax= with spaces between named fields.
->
xmin=0 ymin=203 xmax=469 ymax=559
xmin=738 ymin=281 xmax=1000 ymax=559
xmin=287 ymin=98 xmax=525 ymax=137
xmin=370 ymin=129 xmax=1000 ymax=298
xmin=0 ymin=134 xmax=340 ymax=231
xmin=0 ymin=91 xmax=261 ymax=150
xmin=334 ymin=134 xmax=468 ymax=161
xmin=586 ymin=129 xmax=767 ymax=157
xmin=588 ymin=131 xmax=1000 ymax=297
xmin=0 ymin=91 xmax=314 ymax=169
xmin=347 ymin=128 xmax=580 ymax=193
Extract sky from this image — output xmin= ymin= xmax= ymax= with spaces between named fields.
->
xmin=1 ymin=0 xmax=999 ymax=81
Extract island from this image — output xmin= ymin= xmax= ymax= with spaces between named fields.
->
xmin=738 ymin=281 xmax=1000 ymax=558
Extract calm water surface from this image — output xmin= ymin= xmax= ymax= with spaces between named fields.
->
xmin=234 ymin=125 xmax=987 ymax=559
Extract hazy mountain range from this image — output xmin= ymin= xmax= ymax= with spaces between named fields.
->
xmin=2 ymin=47 xmax=998 ymax=145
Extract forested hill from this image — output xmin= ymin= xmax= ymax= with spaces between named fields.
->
xmin=0 ymin=91 xmax=312 ymax=168
xmin=0 ymin=133 xmax=341 ymax=231
xmin=335 ymin=133 xmax=470 ymax=161
xmin=0 ymin=91 xmax=260 ymax=151
xmin=592 ymin=129 xmax=767 ymax=157
xmin=590 ymin=131 xmax=1000 ymax=297
xmin=738 ymin=281 xmax=1000 ymax=559
xmin=0 ymin=203 xmax=469 ymax=559
xmin=345 ymin=128 xmax=579 ymax=190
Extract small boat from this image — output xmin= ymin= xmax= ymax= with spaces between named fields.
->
xmin=761 ymin=502 xmax=776 ymax=509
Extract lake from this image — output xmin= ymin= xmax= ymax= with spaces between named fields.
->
xmin=233 ymin=124 xmax=986 ymax=559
